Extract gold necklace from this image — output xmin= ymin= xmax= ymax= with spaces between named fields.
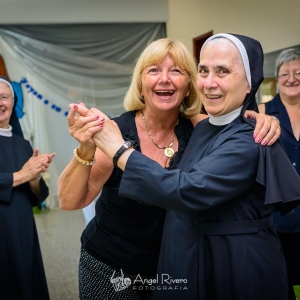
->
xmin=141 ymin=111 xmax=178 ymax=158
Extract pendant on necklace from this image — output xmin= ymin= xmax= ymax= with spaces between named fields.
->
xmin=164 ymin=147 xmax=175 ymax=158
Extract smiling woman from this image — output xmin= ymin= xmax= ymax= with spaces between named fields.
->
xmin=140 ymin=56 xmax=190 ymax=117
xmin=0 ymin=80 xmax=14 ymax=127
xmin=0 ymin=77 xmax=55 ymax=300
xmin=58 ymin=39 xmax=201 ymax=300
xmin=73 ymin=34 xmax=300 ymax=300
xmin=197 ymin=38 xmax=251 ymax=116
xmin=258 ymin=48 xmax=300 ymax=299
xmin=58 ymin=38 xmax=282 ymax=300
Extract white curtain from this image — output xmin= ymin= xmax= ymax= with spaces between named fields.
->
xmin=0 ymin=24 xmax=165 ymax=201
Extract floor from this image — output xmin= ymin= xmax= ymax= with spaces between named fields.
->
xmin=34 ymin=208 xmax=86 ymax=300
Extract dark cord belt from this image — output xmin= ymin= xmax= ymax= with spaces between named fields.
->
xmin=198 ymin=216 xmax=273 ymax=235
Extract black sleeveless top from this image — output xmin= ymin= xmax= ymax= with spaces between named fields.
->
xmin=81 ymin=110 xmax=193 ymax=275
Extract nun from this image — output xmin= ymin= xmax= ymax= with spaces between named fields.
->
xmin=0 ymin=77 xmax=55 ymax=300
xmin=72 ymin=34 xmax=300 ymax=299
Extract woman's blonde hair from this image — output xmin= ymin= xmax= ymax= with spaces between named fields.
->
xmin=124 ymin=38 xmax=202 ymax=118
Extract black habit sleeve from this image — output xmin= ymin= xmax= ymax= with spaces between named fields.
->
xmin=0 ymin=170 xmax=49 ymax=206
xmin=0 ymin=135 xmax=49 ymax=206
xmin=0 ymin=173 xmax=13 ymax=201
xmin=119 ymin=131 xmax=260 ymax=211
xmin=119 ymin=129 xmax=300 ymax=212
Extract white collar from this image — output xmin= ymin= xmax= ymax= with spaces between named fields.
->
xmin=208 ymin=106 xmax=243 ymax=126
xmin=0 ymin=125 xmax=13 ymax=137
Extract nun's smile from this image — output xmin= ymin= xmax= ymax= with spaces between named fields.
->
xmin=197 ymin=39 xmax=250 ymax=117
xmin=206 ymin=94 xmax=222 ymax=99
xmin=0 ymin=82 xmax=13 ymax=129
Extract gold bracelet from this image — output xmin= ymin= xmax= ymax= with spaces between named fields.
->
xmin=73 ymin=148 xmax=96 ymax=166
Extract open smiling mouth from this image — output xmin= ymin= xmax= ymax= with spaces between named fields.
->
xmin=156 ymin=91 xmax=175 ymax=97
xmin=206 ymin=94 xmax=222 ymax=99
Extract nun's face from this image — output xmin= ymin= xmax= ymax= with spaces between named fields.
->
xmin=0 ymin=82 xmax=13 ymax=129
xmin=197 ymin=40 xmax=250 ymax=116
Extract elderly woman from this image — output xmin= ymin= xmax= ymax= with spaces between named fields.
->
xmin=76 ymin=35 xmax=300 ymax=300
xmin=0 ymin=77 xmax=55 ymax=300
xmin=259 ymin=48 xmax=300 ymax=299
xmin=59 ymin=38 xmax=280 ymax=300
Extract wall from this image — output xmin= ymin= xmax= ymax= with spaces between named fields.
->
xmin=0 ymin=0 xmax=168 ymax=23
xmin=1 ymin=0 xmax=297 ymax=54
xmin=167 ymin=0 xmax=300 ymax=55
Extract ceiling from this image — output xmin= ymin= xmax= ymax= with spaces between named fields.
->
xmin=0 ymin=0 xmax=168 ymax=24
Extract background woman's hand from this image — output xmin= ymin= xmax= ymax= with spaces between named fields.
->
xmin=244 ymin=110 xmax=281 ymax=146
xmin=20 ymin=148 xmax=55 ymax=182
xmin=193 ymin=110 xmax=280 ymax=146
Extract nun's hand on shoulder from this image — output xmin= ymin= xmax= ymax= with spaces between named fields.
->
xmin=244 ymin=110 xmax=280 ymax=146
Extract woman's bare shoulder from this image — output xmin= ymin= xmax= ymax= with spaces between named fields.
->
xmin=190 ymin=114 xmax=208 ymax=127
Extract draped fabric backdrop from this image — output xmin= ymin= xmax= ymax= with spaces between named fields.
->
xmin=0 ymin=24 xmax=166 ymax=201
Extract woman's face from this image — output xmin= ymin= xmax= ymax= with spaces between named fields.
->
xmin=0 ymin=82 xmax=13 ymax=129
xmin=140 ymin=54 xmax=190 ymax=114
xmin=197 ymin=40 xmax=250 ymax=116
xmin=277 ymin=60 xmax=300 ymax=100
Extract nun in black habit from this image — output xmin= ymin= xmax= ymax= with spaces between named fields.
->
xmin=0 ymin=77 xmax=55 ymax=300
xmin=83 ymin=34 xmax=300 ymax=300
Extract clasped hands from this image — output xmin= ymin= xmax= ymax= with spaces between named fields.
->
xmin=68 ymin=103 xmax=125 ymax=159
xmin=68 ymin=103 xmax=281 ymax=161
xmin=22 ymin=148 xmax=55 ymax=182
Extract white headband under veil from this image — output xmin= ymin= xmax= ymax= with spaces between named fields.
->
xmin=200 ymin=33 xmax=252 ymax=88
xmin=0 ymin=78 xmax=15 ymax=105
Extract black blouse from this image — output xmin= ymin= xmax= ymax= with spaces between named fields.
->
xmin=81 ymin=110 xmax=193 ymax=275
xmin=265 ymin=94 xmax=300 ymax=233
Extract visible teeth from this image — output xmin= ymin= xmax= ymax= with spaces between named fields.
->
xmin=156 ymin=91 xmax=174 ymax=94
xmin=207 ymin=95 xmax=221 ymax=99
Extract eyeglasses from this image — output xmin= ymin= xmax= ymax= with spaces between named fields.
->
xmin=277 ymin=72 xmax=300 ymax=81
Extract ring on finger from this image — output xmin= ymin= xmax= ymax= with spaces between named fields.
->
xmin=271 ymin=116 xmax=280 ymax=125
